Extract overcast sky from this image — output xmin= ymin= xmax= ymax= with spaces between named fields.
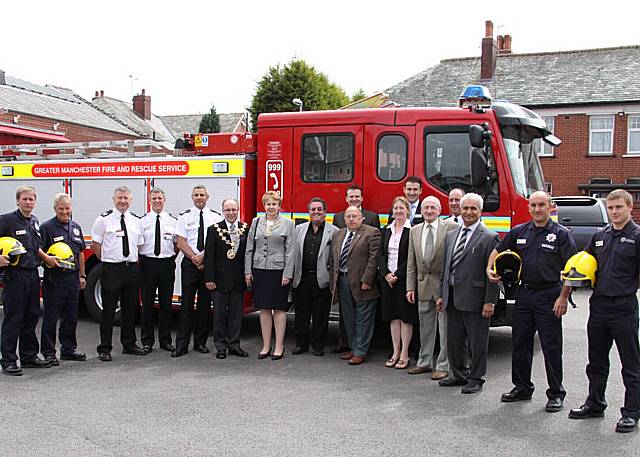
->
xmin=3 ymin=1 xmax=638 ymax=116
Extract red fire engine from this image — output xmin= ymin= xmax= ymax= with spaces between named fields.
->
xmin=0 ymin=86 xmax=558 ymax=326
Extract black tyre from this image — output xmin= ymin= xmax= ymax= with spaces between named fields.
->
xmin=84 ymin=264 xmax=121 ymax=324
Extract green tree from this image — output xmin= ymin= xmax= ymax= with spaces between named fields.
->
xmin=351 ymin=88 xmax=367 ymax=103
xmin=249 ymin=60 xmax=349 ymax=131
xmin=198 ymin=105 xmax=221 ymax=133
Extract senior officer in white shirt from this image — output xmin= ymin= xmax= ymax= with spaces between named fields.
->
xmin=172 ymin=185 xmax=223 ymax=357
xmin=91 ymin=185 xmax=145 ymax=362
xmin=139 ymin=187 xmax=178 ymax=354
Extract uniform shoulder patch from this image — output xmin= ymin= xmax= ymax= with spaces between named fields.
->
xmin=130 ymin=212 xmax=142 ymax=219
xmin=207 ymin=208 xmax=222 ymax=217
xmin=169 ymin=213 xmax=178 ymax=220
xmin=101 ymin=209 xmax=113 ymax=217
xmin=179 ymin=209 xmax=191 ymax=216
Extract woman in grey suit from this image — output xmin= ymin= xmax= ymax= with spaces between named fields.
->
xmin=245 ymin=192 xmax=295 ymax=360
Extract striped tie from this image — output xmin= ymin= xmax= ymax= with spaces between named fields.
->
xmin=450 ymin=227 xmax=470 ymax=271
xmin=339 ymin=231 xmax=354 ymax=271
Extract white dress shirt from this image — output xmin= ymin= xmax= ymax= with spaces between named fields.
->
xmin=139 ymin=210 xmax=177 ymax=258
xmin=421 ymin=218 xmax=439 ymax=256
xmin=387 ymin=220 xmax=411 ymax=273
xmin=452 ymin=219 xmax=481 ymax=252
xmin=91 ymin=208 xmax=144 ymax=263
xmin=175 ymin=206 xmax=222 ymax=255
xmin=409 ymin=201 xmax=419 ymax=224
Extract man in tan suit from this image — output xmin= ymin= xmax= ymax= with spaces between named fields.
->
xmin=329 ymin=206 xmax=381 ymax=365
xmin=406 ymin=196 xmax=457 ymax=379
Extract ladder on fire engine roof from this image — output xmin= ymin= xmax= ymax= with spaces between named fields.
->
xmin=0 ymin=139 xmax=175 ymax=161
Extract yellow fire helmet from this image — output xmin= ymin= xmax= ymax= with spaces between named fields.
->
xmin=562 ymin=251 xmax=597 ymax=288
xmin=0 ymin=236 xmax=27 ymax=266
xmin=493 ymin=250 xmax=522 ymax=285
xmin=46 ymin=242 xmax=75 ymax=270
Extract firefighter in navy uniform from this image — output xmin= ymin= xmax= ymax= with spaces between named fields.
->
xmin=39 ymin=193 xmax=88 ymax=365
xmin=569 ymin=189 xmax=640 ymax=433
xmin=487 ymin=191 xmax=577 ymax=412
xmin=139 ymin=187 xmax=178 ymax=354
xmin=0 ymin=185 xmax=60 ymax=376
xmin=91 ymin=185 xmax=145 ymax=362
xmin=172 ymin=185 xmax=222 ymax=357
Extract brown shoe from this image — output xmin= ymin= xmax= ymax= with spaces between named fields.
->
xmin=408 ymin=366 xmax=432 ymax=375
xmin=340 ymin=352 xmax=353 ymax=360
xmin=431 ymin=370 xmax=448 ymax=380
xmin=348 ymin=355 xmax=365 ymax=365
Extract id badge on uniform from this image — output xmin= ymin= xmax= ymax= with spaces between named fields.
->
xmin=15 ymin=229 xmax=26 ymax=236
xmin=115 ymin=230 xmax=125 ymax=237
xmin=595 ymin=240 xmax=604 ymax=247
xmin=516 ymin=238 xmax=526 ymax=245
xmin=163 ymin=233 xmax=173 ymax=240
xmin=53 ymin=236 xmax=64 ymax=242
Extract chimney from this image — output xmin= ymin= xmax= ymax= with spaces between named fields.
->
xmin=94 ymin=90 xmax=99 ymax=99
xmin=0 ymin=69 xmax=6 ymax=85
xmin=480 ymin=20 xmax=497 ymax=80
xmin=132 ymin=88 xmax=151 ymax=120
xmin=501 ymin=35 xmax=512 ymax=55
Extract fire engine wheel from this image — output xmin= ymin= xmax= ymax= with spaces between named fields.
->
xmin=84 ymin=265 xmax=121 ymax=325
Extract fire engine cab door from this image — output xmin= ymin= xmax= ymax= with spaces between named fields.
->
xmin=363 ymin=125 xmax=415 ymax=227
xmin=292 ymin=125 xmax=363 ymax=222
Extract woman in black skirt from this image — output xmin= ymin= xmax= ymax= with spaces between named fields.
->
xmin=244 ymin=192 xmax=295 ymax=360
xmin=380 ymin=196 xmax=417 ymax=369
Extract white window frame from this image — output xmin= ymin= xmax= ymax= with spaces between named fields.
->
xmin=627 ymin=115 xmax=640 ymax=154
xmin=589 ymin=115 xmax=614 ymax=155
xmin=537 ymin=116 xmax=555 ymax=157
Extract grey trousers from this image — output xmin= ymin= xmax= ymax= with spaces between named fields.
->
xmin=417 ymin=299 xmax=449 ymax=372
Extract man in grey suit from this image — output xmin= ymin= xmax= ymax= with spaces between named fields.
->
xmin=406 ymin=196 xmax=458 ymax=379
xmin=436 ymin=193 xmax=499 ymax=394
xmin=292 ymin=198 xmax=338 ymax=356
xmin=329 ymin=206 xmax=381 ymax=365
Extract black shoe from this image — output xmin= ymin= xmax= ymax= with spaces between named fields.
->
xmin=257 ymin=350 xmax=271 ymax=360
xmin=501 ymin=387 xmax=533 ymax=403
xmin=2 ymin=364 xmax=23 ymax=376
xmin=568 ymin=404 xmax=605 ymax=419
xmin=292 ymin=345 xmax=308 ymax=355
xmin=122 ymin=346 xmax=147 ymax=356
xmin=98 ymin=352 xmax=112 ymax=362
xmin=546 ymin=398 xmax=563 ymax=413
xmin=616 ymin=416 xmax=639 ymax=433
xmin=462 ymin=382 xmax=483 ymax=394
xmin=216 ymin=350 xmax=227 ymax=359
xmin=194 ymin=345 xmax=210 ymax=354
xmin=60 ymin=352 xmax=87 ymax=361
xmin=271 ymin=352 xmax=284 ymax=361
xmin=313 ymin=349 xmax=325 ymax=356
xmin=160 ymin=344 xmax=176 ymax=352
xmin=44 ymin=356 xmax=60 ymax=366
xmin=171 ymin=348 xmax=188 ymax=358
xmin=21 ymin=357 xmax=52 ymax=368
xmin=331 ymin=345 xmax=350 ymax=354
xmin=142 ymin=345 xmax=153 ymax=354
xmin=439 ymin=377 xmax=467 ymax=387
xmin=228 ymin=348 xmax=249 ymax=358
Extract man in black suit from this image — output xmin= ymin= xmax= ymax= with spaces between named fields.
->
xmin=332 ymin=185 xmax=380 ymax=229
xmin=387 ymin=176 xmax=424 ymax=227
xmin=436 ymin=192 xmax=499 ymax=394
xmin=204 ymin=198 xmax=249 ymax=359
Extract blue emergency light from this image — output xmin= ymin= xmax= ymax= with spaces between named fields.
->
xmin=459 ymin=85 xmax=492 ymax=108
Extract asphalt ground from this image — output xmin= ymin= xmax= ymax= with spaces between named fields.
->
xmin=0 ymin=289 xmax=638 ymax=456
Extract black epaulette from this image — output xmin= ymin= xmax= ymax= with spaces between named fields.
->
xmin=101 ymin=209 xmax=113 ymax=217
xmin=130 ymin=212 xmax=142 ymax=219
xmin=179 ymin=209 xmax=191 ymax=216
xmin=169 ymin=213 xmax=178 ymax=220
xmin=207 ymin=208 xmax=222 ymax=217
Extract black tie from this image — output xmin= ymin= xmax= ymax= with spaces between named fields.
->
xmin=340 ymin=231 xmax=354 ymax=271
xmin=197 ymin=210 xmax=204 ymax=252
xmin=451 ymin=227 xmax=470 ymax=271
xmin=154 ymin=214 xmax=161 ymax=257
xmin=120 ymin=214 xmax=130 ymax=258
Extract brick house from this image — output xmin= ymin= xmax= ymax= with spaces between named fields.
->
xmin=0 ymin=70 xmax=141 ymax=144
xmin=386 ymin=21 xmax=640 ymax=213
